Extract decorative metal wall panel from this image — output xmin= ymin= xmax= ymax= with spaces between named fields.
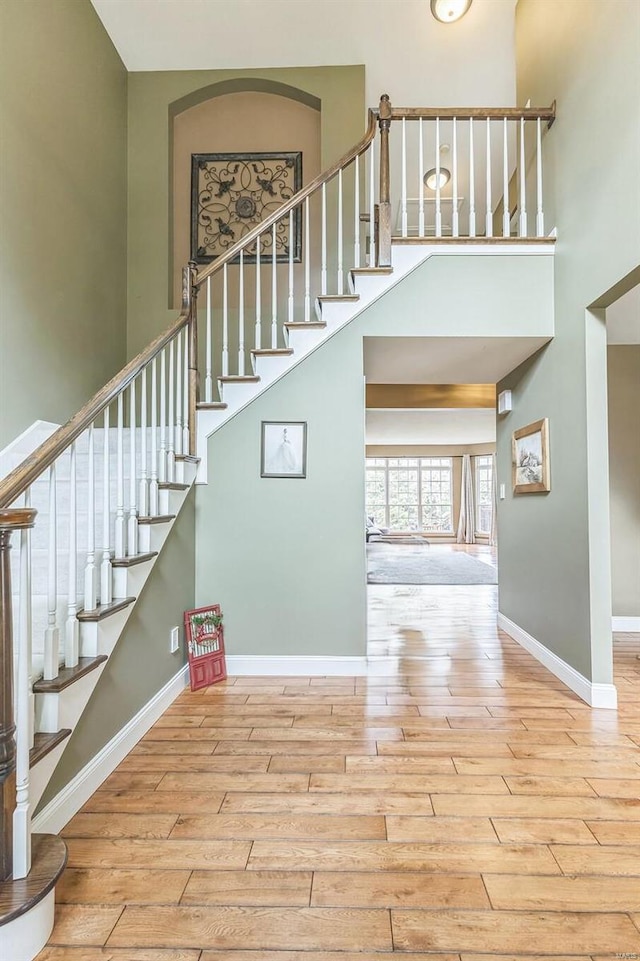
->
xmin=191 ymin=151 xmax=302 ymax=265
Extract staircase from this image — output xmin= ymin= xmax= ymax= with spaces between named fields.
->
xmin=0 ymin=94 xmax=556 ymax=960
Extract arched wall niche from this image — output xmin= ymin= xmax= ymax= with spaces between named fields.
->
xmin=170 ymin=78 xmax=321 ymax=307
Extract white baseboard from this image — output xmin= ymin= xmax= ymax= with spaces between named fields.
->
xmin=613 ymin=616 xmax=640 ymax=632
xmin=32 ymin=665 xmax=189 ymax=834
xmin=497 ymin=612 xmax=618 ymax=710
xmin=225 ymin=655 xmax=368 ymax=676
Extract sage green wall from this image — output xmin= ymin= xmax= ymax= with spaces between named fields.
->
xmin=196 ymin=253 xmax=553 ymax=657
xmin=126 ymin=66 xmax=365 ymax=356
xmin=608 ymin=346 xmax=640 ymax=618
xmin=38 ymin=490 xmax=195 ymax=810
xmin=497 ymin=0 xmax=640 ymax=683
xmin=0 ymin=0 xmax=127 ymax=448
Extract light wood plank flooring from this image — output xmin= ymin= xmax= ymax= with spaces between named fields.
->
xmin=37 ymin=584 xmax=640 ymax=959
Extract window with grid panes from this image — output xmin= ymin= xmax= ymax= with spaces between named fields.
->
xmin=475 ymin=455 xmax=493 ymax=535
xmin=365 ymin=456 xmax=453 ymax=533
xmin=365 ymin=458 xmax=387 ymax=527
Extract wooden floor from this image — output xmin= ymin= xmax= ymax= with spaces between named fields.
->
xmin=37 ymin=581 xmax=640 ymax=960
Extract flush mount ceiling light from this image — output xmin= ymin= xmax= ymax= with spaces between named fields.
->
xmin=430 ymin=0 xmax=473 ymax=23
xmin=423 ymin=167 xmax=451 ymax=190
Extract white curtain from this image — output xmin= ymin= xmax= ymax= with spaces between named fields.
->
xmin=456 ymin=453 xmax=476 ymax=544
xmin=490 ymin=452 xmax=498 ymax=547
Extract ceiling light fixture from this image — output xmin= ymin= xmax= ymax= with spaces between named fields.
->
xmin=423 ymin=167 xmax=451 ymax=190
xmin=430 ymin=0 xmax=473 ymax=23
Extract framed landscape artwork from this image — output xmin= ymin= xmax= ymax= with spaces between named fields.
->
xmin=512 ymin=418 xmax=550 ymax=494
xmin=261 ymin=421 xmax=307 ymax=479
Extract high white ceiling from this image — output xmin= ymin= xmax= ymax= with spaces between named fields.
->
xmin=90 ymin=0 xmax=516 ymax=106
xmin=366 ymin=408 xmax=496 ymax=445
xmin=363 ymin=336 xmax=550 ymax=384
xmin=607 ymin=284 xmax=640 ymax=345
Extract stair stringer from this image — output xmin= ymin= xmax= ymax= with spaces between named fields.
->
xmin=28 ymin=475 xmax=195 ymax=812
xmin=195 ymin=241 xmax=552 ymax=483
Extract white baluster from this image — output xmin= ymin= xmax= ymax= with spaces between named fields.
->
xmin=65 ymin=442 xmax=79 ymax=667
xmin=205 ymin=276 xmax=213 ymax=403
xmin=485 ymin=118 xmax=492 ymax=238
xmin=321 ymin=183 xmax=327 ymax=294
xmin=115 ymin=394 xmax=126 ymax=556
xmin=368 ymin=141 xmax=375 ymax=264
xmin=101 ymin=407 xmax=112 ymax=604
xmin=167 ymin=339 xmax=175 ymax=482
xmin=128 ymin=379 xmax=138 ymax=554
xmin=469 ymin=117 xmax=476 ymax=238
xmin=175 ymin=330 xmax=183 ymax=457
xmin=44 ymin=464 xmax=59 ymax=679
xmin=139 ymin=367 xmax=148 ymax=516
xmin=149 ymin=358 xmax=159 ymax=516
xmin=223 ymin=263 xmax=230 ymax=372
xmin=255 ymin=236 xmax=262 ymax=349
xmin=435 ymin=116 xmax=442 ymax=238
xmin=287 ymin=214 xmax=294 ymax=323
xmin=418 ymin=117 xmax=425 ymax=238
xmin=452 ymin=118 xmax=459 ymax=238
xmin=304 ymin=197 xmax=311 ymax=321
xmin=239 ymin=249 xmax=246 ymax=374
xmin=337 ymin=168 xmax=344 ymax=294
xmin=84 ymin=423 xmax=97 ymax=611
xmin=354 ymin=157 xmax=360 ymax=269
xmin=183 ymin=329 xmax=189 ymax=453
xmin=270 ymin=227 xmax=277 ymax=348
xmin=13 ymin=488 xmax=33 ymax=878
xmin=159 ymin=350 xmax=167 ymax=484
xmin=503 ymin=117 xmax=510 ymax=237
xmin=536 ymin=117 xmax=544 ymax=237
xmin=519 ymin=116 xmax=527 ymax=237
xmin=401 ymin=117 xmax=407 ymax=238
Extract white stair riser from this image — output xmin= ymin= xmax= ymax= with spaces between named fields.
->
xmin=251 ymin=354 xmax=293 ymax=382
xmin=219 ymin=381 xmax=261 ymax=409
xmin=35 ymin=665 xmax=107 ymax=734
xmin=284 ymin=328 xmax=326 ymax=354
xmin=30 ymin=742 xmax=67 ymax=811
xmin=112 ymin=557 xmax=156 ymax=600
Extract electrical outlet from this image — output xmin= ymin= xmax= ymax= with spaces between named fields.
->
xmin=170 ymin=626 xmax=180 ymax=653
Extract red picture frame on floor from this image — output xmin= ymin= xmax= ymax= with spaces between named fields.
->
xmin=184 ymin=604 xmax=227 ymax=691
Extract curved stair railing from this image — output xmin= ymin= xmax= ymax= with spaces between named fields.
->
xmin=0 ymin=95 xmax=555 ymax=934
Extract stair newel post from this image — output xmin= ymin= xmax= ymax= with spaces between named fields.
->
xmin=187 ymin=262 xmax=199 ymax=457
xmin=377 ymin=94 xmax=393 ymax=268
xmin=0 ymin=507 xmax=36 ymax=883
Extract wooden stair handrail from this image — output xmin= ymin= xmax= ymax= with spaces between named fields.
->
xmin=0 ymin=308 xmax=191 ymax=510
xmin=194 ymin=108 xmax=379 ymax=289
xmin=389 ymin=104 xmax=556 ymax=127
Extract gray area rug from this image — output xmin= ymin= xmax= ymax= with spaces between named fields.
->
xmin=367 ymin=543 xmax=498 ymax=585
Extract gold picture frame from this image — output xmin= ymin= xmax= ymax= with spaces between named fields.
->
xmin=512 ymin=418 xmax=550 ymax=494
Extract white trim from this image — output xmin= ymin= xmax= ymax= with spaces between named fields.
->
xmin=613 ymin=616 xmax=640 ymax=632
xmin=1 ymin=888 xmax=55 ymax=961
xmin=498 ymin=612 xmax=618 ymax=710
xmin=32 ymin=665 xmax=189 ymax=834
xmin=225 ymin=655 xmax=368 ymax=676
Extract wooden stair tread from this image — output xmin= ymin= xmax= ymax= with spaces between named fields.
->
xmin=351 ymin=267 xmax=394 ymax=275
xmin=317 ymin=294 xmax=360 ymax=302
xmin=219 ymin=375 xmax=261 ymax=383
xmin=138 ymin=514 xmax=175 ymax=525
xmin=158 ymin=481 xmax=190 ymax=490
xmin=77 ymin=597 xmax=135 ymax=621
xmin=0 ymin=834 xmax=67 ymax=925
xmin=29 ymin=730 xmax=71 ymax=767
xmin=251 ymin=348 xmax=294 ymax=356
xmin=285 ymin=321 xmax=326 ymax=330
xmin=33 ymin=656 xmax=107 ymax=694
xmin=175 ymin=454 xmax=200 ymax=463
xmin=197 ymin=402 xmax=228 ymax=410
xmin=111 ymin=551 xmax=158 ymax=568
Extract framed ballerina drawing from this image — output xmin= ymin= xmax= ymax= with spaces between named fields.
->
xmin=261 ymin=421 xmax=307 ymax=478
